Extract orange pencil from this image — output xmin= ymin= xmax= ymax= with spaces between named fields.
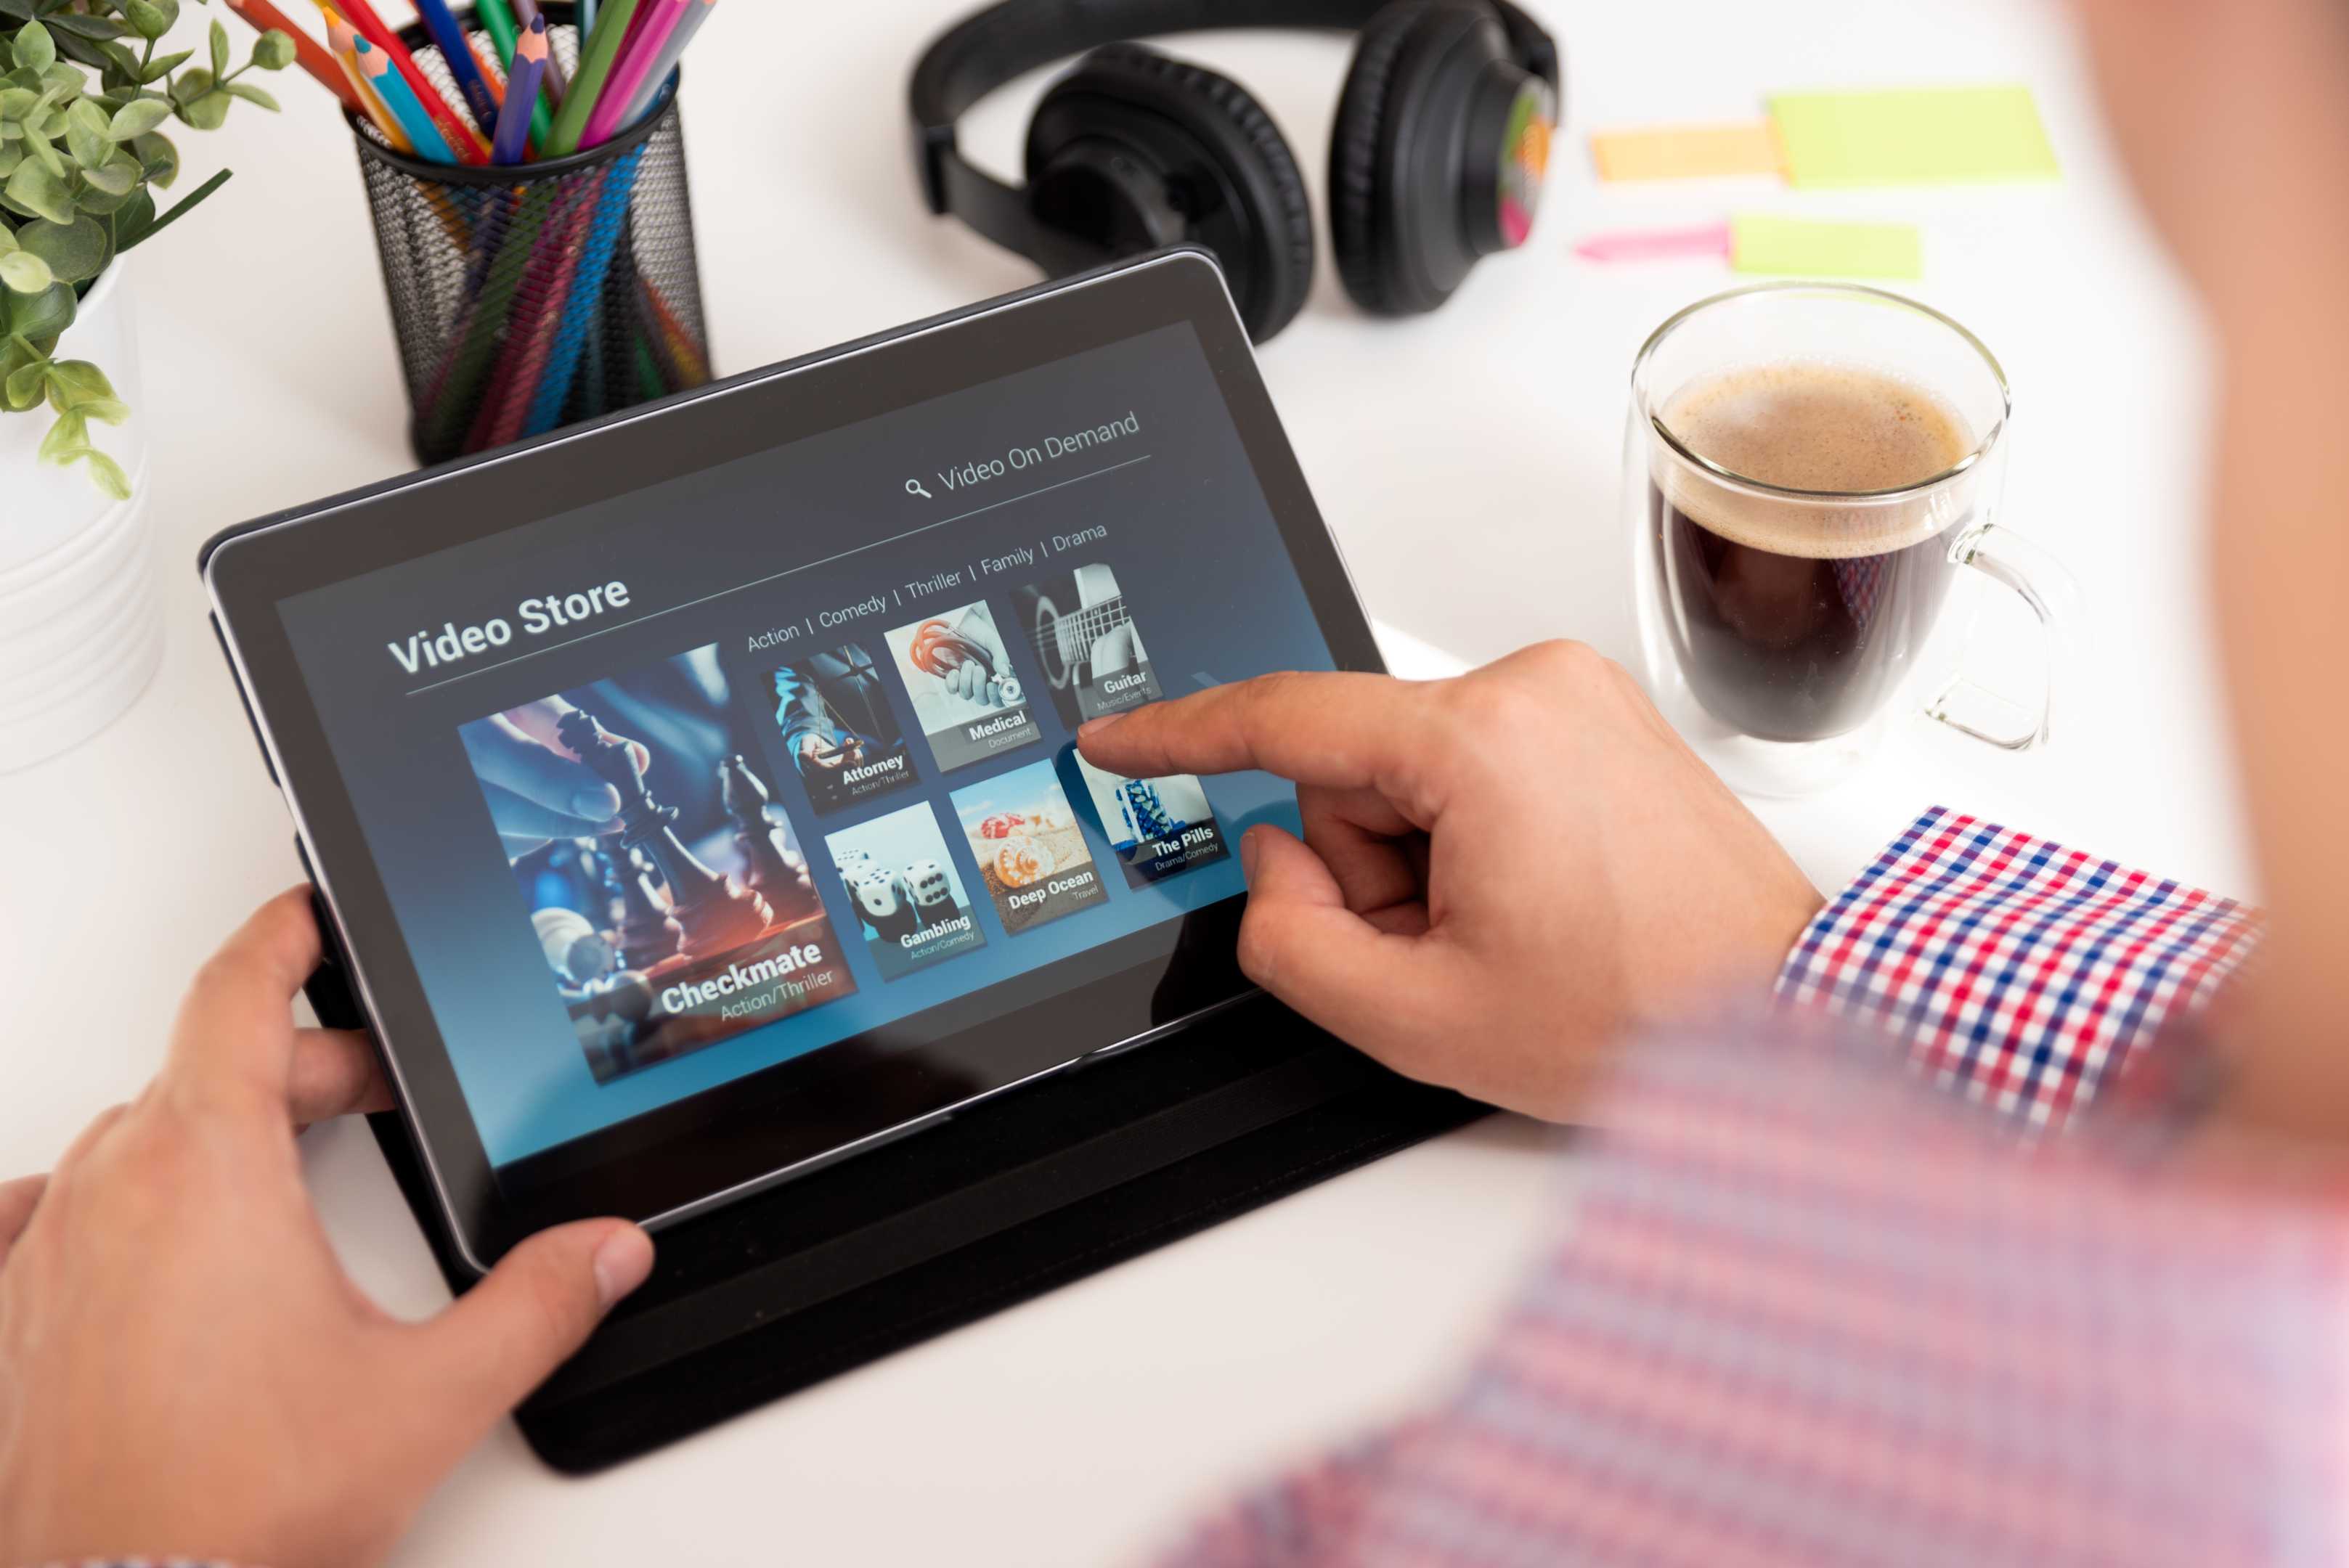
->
xmin=333 ymin=0 xmax=491 ymax=163
xmin=316 ymin=1 xmax=409 ymax=150
xmin=222 ymin=0 xmax=362 ymax=112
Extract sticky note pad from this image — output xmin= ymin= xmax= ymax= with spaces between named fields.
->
xmin=1731 ymin=215 xmax=1922 ymax=279
xmin=1590 ymin=121 xmax=1786 ymax=181
xmin=1770 ymin=86 xmax=2059 ymax=187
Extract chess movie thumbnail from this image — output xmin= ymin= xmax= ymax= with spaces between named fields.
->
xmin=768 ymin=642 xmax=919 ymax=815
xmin=458 ymin=644 xmax=857 ymax=1085
xmin=1010 ymin=563 xmax=1163 ymax=730
xmin=881 ymin=599 xmax=1042 ymax=773
xmin=1063 ymin=752 xmax=1232 ymax=887
xmin=823 ymin=801 xmax=988 ymax=979
xmin=949 ymin=758 xmax=1109 ymax=936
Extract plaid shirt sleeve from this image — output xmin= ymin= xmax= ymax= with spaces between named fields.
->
xmin=1155 ymin=809 xmax=2284 ymax=1568
xmin=1775 ymin=805 xmax=2260 ymax=1132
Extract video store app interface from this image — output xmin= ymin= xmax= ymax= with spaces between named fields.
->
xmin=279 ymin=323 xmax=1337 ymax=1172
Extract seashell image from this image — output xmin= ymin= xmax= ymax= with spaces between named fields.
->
xmin=994 ymin=835 xmax=1056 ymax=888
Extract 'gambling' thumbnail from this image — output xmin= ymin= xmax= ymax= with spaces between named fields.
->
xmin=949 ymin=757 xmax=1109 ymax=936
xmin=823 ymin=800 xmax=989 ymax=979
xmin=882 ymin=600 xmax=1042 ymax=772
xmin=768 ymin=641 xmax=920 ymax=815
xmin=458 ymin=644 xmax=858 ymax=1084
xmin=1062 ymin=751 xmax=1232 ymax=887
xmin=1010 ymin=563 xmax=1163 ymax=730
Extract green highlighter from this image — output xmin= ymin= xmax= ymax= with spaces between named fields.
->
xmin=473 ymin=0 xmax=555 ymax=152
xmin=545 ymin=0 xmax=640 ymax=158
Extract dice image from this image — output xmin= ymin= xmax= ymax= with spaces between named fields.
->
xmin=905 ymin=859 xmax=956 ymax=925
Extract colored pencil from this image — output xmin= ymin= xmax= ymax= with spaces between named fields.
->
xmin=492 ymin=15 xmax=549 ymax=166
xmin=221 ymin=0 xmax=361 ymax=110
xmin=581 ymin=0 xmax=683 ymax=147
xmin=616 ymin=0 xmax=712 ymax=127
xmin=544 ymin=0 xmax=639 ymax=158
xmin=475 ymin=0 xmax=555 ymax=147
xmin=333 ymin=0 xmax=489 ymax=162
xmin=413 ymin=0 xmax=501 ymax=137
xmin=511 ymin=0 xmax=569 ymax=103
xmin=579 ymin=0 xmax=598 ymax=40
xmin=352 ymin=35 xmax=455 ymax=163
xmin=317 ymin=4 xmax=409 ymax=150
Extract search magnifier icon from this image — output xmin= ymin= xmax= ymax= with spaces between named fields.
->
xmin=907 ymin=479 xmax=933 ymax=499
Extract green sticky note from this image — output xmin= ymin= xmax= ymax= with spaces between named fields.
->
xmin=1770 ymin=86 xmax=2059 ymax=187
xmin=1732 ymin=215 xmax=1922 ymax=279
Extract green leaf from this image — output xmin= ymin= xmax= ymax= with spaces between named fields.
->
xmin=169 ymin=65 xmax=210 ymax=104
xmin=0 ymin=86 xmax=35 ymax=120
xmin=137 ymin=47 xmax=187 ymax=83
xmin=131 ymin=127 xmax=174 ymax=186
xmin=48 ymin=12 xmax=127 ymax=40
xmin=48 ymin=356 xmax=118 ymax=403
xmin=63 ymin=95 xmax=107 ymax=166
xmin=5 ymin=155 xmax=71 ymax=223
xmin=71 ymin=176 xmax=131 ymax=211
xmin=12 ymin=20 xmax=54 ymax=74
xmin=0 ymin=143 xmax=20 ymax=180
xmin=119 ymin=0 xmax=168 ymax=40
xmin=76 ymin=156 xmax=131 ymax=195
xmin=1 ymin=276 xmax=72 ymax=338
xmin=111 ymin=162 xmax=217 ymax=250
xmin=4 ymin=350 xmax=49 ymax=408
xmin=37 ymin=61 xmax=84 ymax=99
xmin=106 ymin=182 xmax=151 ymax=244
xmin=37 ymin=401 xmax=84 ymax=453
xmin=79 ymin=444 xmax=131 ymax=498
xmin=0 ymin=246 xmax=49 ymax=290
xmin=15 ymin=211 xmax=100 ymax=278
xmin=253 ymin=28 xmax=294 ymax=71
xmin=221 ymin=78 xmax=274 ymax=110
xmin=207 ymin=17 xmax=227 ymax=79
xmin=178 ymin=86 xmax=227 ymax=129
xmin=107 ymin=94 xmax=167 ymax=139
xmin=27 ymin=131 xmax=65 ymax=183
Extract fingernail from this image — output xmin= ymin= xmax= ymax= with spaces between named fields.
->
xmin=571 ymin=785 xmax=619 ymax=820
xmin=1077 ymin=712 xmax=1128 ymax=740
xmin=593 ymin=1224 xmax=654 ymax=1310
xmin=1239 ymin=825 xmax=1261 ymax=881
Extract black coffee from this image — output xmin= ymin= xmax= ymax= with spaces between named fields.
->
xmin=1650 ymin=361 xmax=1974 ymax=743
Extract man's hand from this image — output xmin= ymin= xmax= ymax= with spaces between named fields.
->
xmin=1078 ymin=642 xmax=1822 ymax=1119
xmin=0 ymin=889 xmax=654 ymax=1568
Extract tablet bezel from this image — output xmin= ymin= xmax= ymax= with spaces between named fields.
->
xmin=204 ymin=250 xmax=1382 ymax=1273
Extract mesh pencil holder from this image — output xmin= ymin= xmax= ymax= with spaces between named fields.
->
xmin=349 ymin=10 xmax=710 ymax=466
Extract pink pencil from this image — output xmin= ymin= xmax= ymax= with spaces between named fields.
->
xmin=580 ymin=0 xmax=686 ymax=147
xmin=1573 ymin=223 xmax=1733 ymax=264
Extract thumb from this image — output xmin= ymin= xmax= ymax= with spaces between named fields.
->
xmin=421 ymin=1219 xmax=654 ymax=1413
xmin=1237 ymin=825 xmax=1450 ymax=1054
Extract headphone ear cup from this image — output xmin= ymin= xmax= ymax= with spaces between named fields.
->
xmin=1026 ymin=43 xmax=1314 ymax=343
xmin=1331 ymin=0 xmax=1520 ymax=316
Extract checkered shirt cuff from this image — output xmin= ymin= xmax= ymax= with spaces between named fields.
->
xmin=1776 ymin=805 xmax=2260 ymax=1132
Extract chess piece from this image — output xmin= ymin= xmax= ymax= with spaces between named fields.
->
xmin=717 ymin=754 xmax=821 ymax=921
xmin=601 ymin=844 xmax=682 ymax=971
xmin=558 ymin=708 xmax=770 ymax=957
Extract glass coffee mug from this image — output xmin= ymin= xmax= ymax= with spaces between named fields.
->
xmin=1624 ymin=282 xmax=2087 ymax=796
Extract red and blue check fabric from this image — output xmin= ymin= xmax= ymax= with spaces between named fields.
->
xmin=1158 ymin=810 xmax=2294 ymax=1568
xmin=1776 ymin=805 xmax=2258 ymax=1131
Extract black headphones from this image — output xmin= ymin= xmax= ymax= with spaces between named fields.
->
xmin=910 ymin=0 xmax=1560 ymax=343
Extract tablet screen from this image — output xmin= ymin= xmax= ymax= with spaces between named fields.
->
xmin=269 ymin=317 xmax=1339 ymax=1205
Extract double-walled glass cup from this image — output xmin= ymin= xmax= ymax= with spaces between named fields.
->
xmin=1624 ymin=282 xmax=2085 ymax=796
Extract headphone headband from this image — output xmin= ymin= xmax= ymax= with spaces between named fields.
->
xmin=909 ymin=0 xmax=1558 ymax=252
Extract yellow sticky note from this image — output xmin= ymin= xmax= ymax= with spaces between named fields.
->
xmin=1770 ymin=86 xmax=2059 ymax=187
xmin=1731 ymin=215 xmax=1922 ymax=279
xmin=1589 ymin=121 xmax=1786 ymax=181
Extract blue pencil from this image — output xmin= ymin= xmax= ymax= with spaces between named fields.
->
xmin=353 ymin=35 xmax=456 ymax=162
xmin=491 ymin=13 xmax=548 ymax=164
xmin=413 ymin=0 xmax=501 ymax=136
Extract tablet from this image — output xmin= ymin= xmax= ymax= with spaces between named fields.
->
xmin=204 ymin=250 xmax=1383 ymax=1275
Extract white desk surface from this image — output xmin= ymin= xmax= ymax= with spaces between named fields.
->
xmin=0 ymin=0 xmax=2251 ymax=1561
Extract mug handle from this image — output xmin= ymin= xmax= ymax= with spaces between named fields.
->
xmin=1924 ymin=523 xmax=2090 ymax=751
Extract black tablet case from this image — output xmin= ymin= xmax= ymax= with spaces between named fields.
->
xmin=306 ymin=920 xmax=1486 ymax=1472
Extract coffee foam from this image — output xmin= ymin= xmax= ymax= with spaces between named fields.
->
xmin=1653 ymin=357 xmax=1979 ymax=559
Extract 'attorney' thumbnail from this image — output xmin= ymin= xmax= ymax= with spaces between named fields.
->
xmin=768 ymin=641 xmax=919 ymax=814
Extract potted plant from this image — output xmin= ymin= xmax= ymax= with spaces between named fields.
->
xmin=2 ymin=0 xmax=292 ymax=768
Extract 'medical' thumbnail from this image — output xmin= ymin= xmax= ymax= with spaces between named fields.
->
xmin=768 ymin=641 xmax=919 ymax=815
xmin=949 ymin=758 xmax=1109 ymax=936
xmin=823 ymin=801 xmax=988 ymax=979
xmin=457 ymin=645 xmax=857 ymax=1084
xmin=1063 ymin=751 xmax=1232 ymax=887
xmin=1010 ymin=563 xmax=1163 ymax=729
xmin=882 ymin=599 xmax=1041 ymax=772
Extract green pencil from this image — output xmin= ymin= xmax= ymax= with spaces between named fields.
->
xmin=544 ymin=0 xmax=638 ymax=158
xmin=473 ymin=0 xmax=553 ymax=150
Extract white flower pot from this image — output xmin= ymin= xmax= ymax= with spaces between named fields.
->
xmin=0 ymin=260 xmax=161 ymax=772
